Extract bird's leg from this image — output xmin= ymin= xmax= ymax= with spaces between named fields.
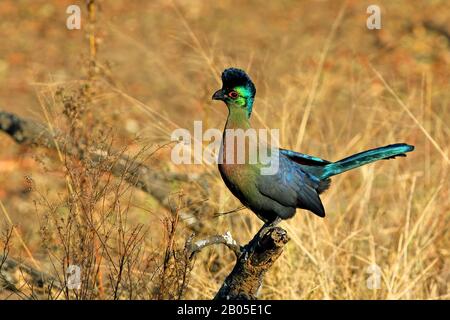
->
xmin=256 ymin=217 xmax=282 ymax=241
xmin=245 ymin=217 xmax=282 ymax=255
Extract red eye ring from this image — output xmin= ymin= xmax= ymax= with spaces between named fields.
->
xmin=228 ymin=91 xmax=238 ymax=99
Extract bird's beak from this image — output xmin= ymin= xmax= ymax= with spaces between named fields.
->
xmin=212 ymin=89 xmax=225 ymax=101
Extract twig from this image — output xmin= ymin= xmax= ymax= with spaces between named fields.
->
xmin=187 ymin=231 xmax=242 ymax=259
xmin=0 ymin=200 xmax=40 ymax=270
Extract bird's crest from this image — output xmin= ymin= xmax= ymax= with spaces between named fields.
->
xmin=221 ymin=68 xmax=256 ymax=98
xmin=221 ymin=68 xmax=256 ymax=117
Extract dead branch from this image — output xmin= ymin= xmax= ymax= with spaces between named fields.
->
xmin=423 ymin=20 xmax=450 ymax=43
xmin=0 ymin=110 xmax=187 ymax=200
xmin=187 ymin=231 xmax=242 ymax=259
xmin=0 ymin=254 xmax=62 ymax=295
xmin=214 ymin=227 xmax=289 ymax=300
xmin=187 ymin=227 xmax=289 ymax=300
xmin=0 ymin=110 xmax=215 ymax=231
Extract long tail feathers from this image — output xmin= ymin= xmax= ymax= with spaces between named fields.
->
xmin=319 ymin=143 xmax=414 ymax=180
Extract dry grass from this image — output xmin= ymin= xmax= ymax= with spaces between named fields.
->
xmin=0 ymin=0 xmax=448 ymax=299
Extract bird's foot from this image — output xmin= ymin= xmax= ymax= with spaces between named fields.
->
xmin=244 ymin=217 xmax=282 ymax=256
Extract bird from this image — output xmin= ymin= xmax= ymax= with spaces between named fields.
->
xmin=212 ymin=67 xmax=414 ymax=234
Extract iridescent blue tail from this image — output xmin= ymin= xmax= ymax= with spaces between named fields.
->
xmin=319 ymin=143 xmax=414 ymax=180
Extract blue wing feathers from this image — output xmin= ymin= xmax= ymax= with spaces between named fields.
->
xmin=256 ymin=154 xmax=326 ymax=218
xmin=280 ymin=149 xmax=331 ymax=166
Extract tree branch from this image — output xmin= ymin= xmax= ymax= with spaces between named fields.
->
xmin=0 ymin=109 xmax=215 ymax=232
xmin=214 ymin=227 xmax=290 ymax=300
xmin=0 ymin=254 xmax=63 ymax=295
xmin=186 ymin=226 xmax=290 ymax=300
xmin=423 ymin=20 xmax=450 ymax=43
xmin=187 ymin=231 xmax=242 ymax=259
xmin=0 ymin=110 xmax=185 ymax=199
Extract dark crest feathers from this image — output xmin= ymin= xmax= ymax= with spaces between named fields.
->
xmin=221 ymin=68 xmax=256 ymax=97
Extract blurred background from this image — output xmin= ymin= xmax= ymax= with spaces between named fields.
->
xmin=0 ymin=0 xmax=448 ymax=299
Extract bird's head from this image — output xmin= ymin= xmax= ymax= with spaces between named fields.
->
xmin=212 ymin=68 xmax=256 ymax=118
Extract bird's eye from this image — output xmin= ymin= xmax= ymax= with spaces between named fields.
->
xmin=228 ymin=91 xmax=239 ymax=99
